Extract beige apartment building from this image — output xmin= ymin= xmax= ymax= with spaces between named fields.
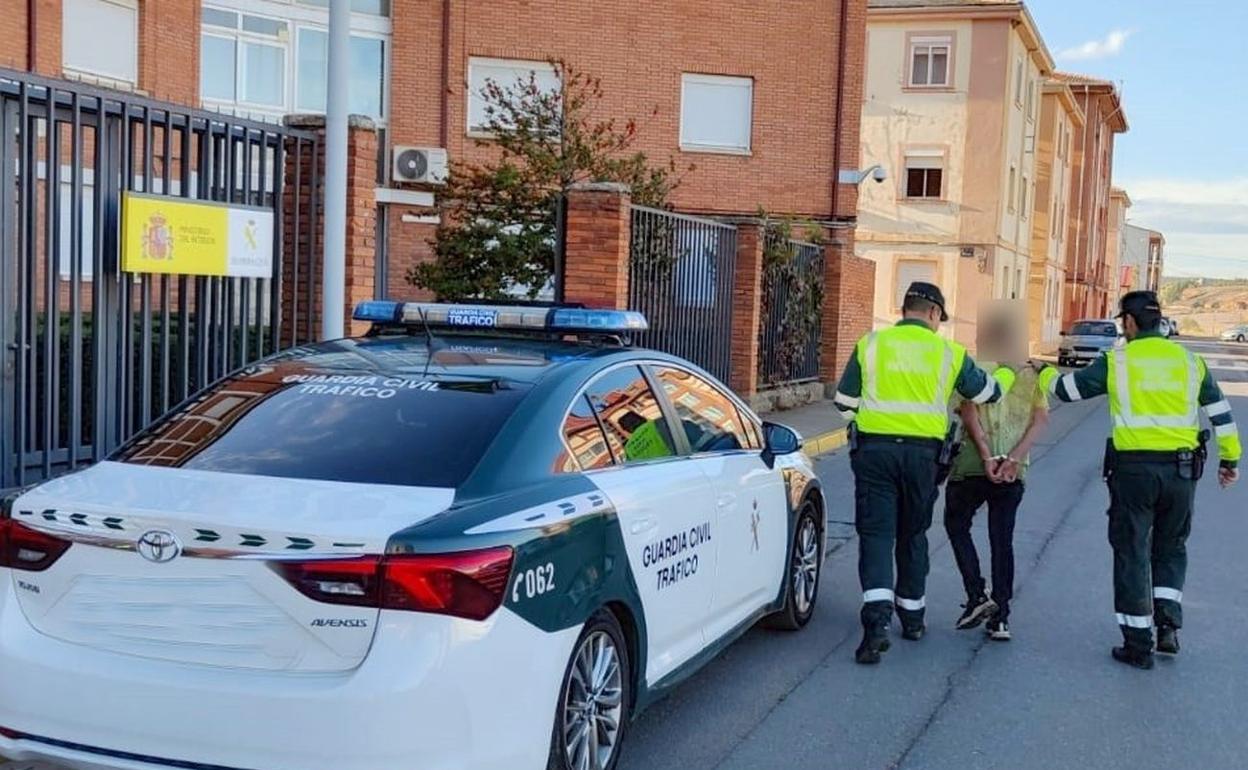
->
xmin=1027 ymin=80 xmax=1084 ymax=354
xmin=1107 ymin=188 xmax=1132 ymax=306
xmin=857 ymin=0 xmax=1055 ymax=346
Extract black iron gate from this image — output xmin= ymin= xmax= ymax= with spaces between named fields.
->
xmin=0 ymin=69 xmax=321 ymax=489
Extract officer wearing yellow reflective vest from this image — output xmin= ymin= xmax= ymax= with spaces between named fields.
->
xmin=835 ymin=282 xmax=1016 ymax=665
xmin=1038 ymin=291 xmax=1241 ymax=670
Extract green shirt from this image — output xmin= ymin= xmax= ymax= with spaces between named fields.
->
xmin=950 ymin=363 xmax=1048 ymax=482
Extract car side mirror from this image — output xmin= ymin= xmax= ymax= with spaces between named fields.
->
xmin=762 ymin=422 xmax=802 ymax=468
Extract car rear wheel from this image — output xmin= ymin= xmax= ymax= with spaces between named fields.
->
xmin=1238 ymin=335 xmax=1245 ymax=343
xmin=763 ymin=501 xmax=822 ymax=630
xmin=548 ymin=610 xmax=631 ymax=770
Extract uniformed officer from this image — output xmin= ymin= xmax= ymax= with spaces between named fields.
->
xmin=1039 ymin=291 xmax=1241 ymax=669
xmin=835 ymin=282 xmax=1015 ymax=664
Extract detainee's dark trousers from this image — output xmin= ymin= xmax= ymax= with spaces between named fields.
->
xmin=1106 ymin=460 xmax=1196 ymax=652
xmin=851 ymin=438 xmax=940 ymax=631
xmin=944 ymin=476 xmax=1024 ymax=620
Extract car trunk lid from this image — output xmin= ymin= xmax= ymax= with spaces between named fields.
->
xmin=7 ymin=461 xmax=455 ymax=672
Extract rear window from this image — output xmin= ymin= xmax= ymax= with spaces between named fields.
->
xmin=114 ymin=366 xmax=528 ymax=488
xmin=1070 ymin=322 xmax=1117 ymax=337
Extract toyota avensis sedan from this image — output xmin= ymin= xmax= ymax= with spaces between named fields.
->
xmin=0 ymin=302 xmax=826 ymax=770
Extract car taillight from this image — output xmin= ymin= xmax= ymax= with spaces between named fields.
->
xmin=275 ymin=546 xmax=514 ymax=622
xmin=0 ymin=519 xmax=72 ymax=572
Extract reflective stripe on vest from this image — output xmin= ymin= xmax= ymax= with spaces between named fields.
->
xmin=1107 ymin=340 xmax=1200 ymax=451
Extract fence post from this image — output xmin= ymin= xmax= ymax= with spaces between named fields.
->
xmin=820 ymin=232 xmax=876 ymax=389
xmin=562 ymin=181 xmax=632 ymax=310
xmin=282 ymin=114 xmax=378 ymax=339
xmin=730 ymin=221 xmax=764 ymax=397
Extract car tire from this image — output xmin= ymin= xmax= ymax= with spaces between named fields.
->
xmin=1238 ymin=335 xmax=1244 ymax=343
xmin=763 ymin=500 xmax=823 ymax=631
xmin=547 ymin=610 xmax=631 ymax=770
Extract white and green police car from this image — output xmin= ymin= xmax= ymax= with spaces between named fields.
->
xmin=0 ymin=302 xmax=826 ymax=770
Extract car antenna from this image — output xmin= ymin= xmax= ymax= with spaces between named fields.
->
xmin=418 ymin=306 xmax=439 ymax=379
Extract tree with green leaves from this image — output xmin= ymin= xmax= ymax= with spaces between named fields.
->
xmin=409 ymin=60 xmax=685 ymax=301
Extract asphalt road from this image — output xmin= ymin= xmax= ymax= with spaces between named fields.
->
xmin=622 ymin=339 xmax=1248 ymax=770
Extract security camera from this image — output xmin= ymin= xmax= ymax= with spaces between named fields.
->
xmin=871 ymin=166 xmax=888 ymax=184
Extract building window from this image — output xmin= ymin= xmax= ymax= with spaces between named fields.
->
xmin=1014 ymin=58 xmax=1024 ymax=104
xmin=1025 ymin=79 xmax=1035 ymax=120
xmin=895 ymin=260 xmax=938 ymax=310
xmin=63 ymin=0 xmax=138 ymax=85
xmin=467 ymin=58 xmax=560 ymax=133
xmin=1020 ymin=175 xmax=1029 ymax=218
xmin=680 ymin=74 xmax=753 ymax=154
xmin=1008 ymin=166 xmax=1017 ymax=212
xmin=908 ymin=35 xmax=952 ymax=87
xmin=200 ymin=1 xmax=390 ymax=121
xmin=903 ymin=151 xmax=943 ymax=199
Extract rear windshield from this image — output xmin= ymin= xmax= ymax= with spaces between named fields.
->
xmin=1070 ymin=322 xmax=1117 ymax=337
xmin=113 ymin=366 xmax=528 ymax=488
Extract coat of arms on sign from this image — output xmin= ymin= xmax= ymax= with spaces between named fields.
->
xmin=142 ymin=213 xmax=174 ymax=260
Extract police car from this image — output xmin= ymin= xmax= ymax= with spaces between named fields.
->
xmin=0 ymin=302 xmax=826 ymax=770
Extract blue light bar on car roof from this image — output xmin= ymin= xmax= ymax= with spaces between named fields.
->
xmin=351 ymin=301 xmax=649 ymax=334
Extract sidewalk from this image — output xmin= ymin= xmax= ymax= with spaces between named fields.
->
xmin=759 ymin=399 xmax=850 ymax=457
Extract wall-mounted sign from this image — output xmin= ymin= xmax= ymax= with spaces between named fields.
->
xmin=120 ymin=192 xmax=274 ymax=278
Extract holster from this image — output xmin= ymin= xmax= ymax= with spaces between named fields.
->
xmin=1102 ymin=439 xmax=1117 ymax=481
xmin=847 ymin=421 xmax=860 ymax=453
xmin=1187 ymin=429 xmax=1211 ymax=481
xmin=935 ymin=423 xmax=960 ymax=486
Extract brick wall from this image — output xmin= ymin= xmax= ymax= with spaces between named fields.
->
xmin=561 ymin=182 xmax=631 ymax=310
xmin=821 ymin=233 xmax=876 ymax=386
xmin=730 ymin=222 xmax=764 ymax=396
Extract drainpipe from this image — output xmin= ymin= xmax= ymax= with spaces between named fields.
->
xmin=439 ymin=0 xmax=451 ymax=148
xmin=829 ymin=0 xmax=850 ymax=224
xmin=27 ymin=0 xmax=36 ymax=72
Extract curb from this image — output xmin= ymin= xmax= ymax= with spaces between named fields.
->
xmin=802 ymin=428 xmax=848 ymax=458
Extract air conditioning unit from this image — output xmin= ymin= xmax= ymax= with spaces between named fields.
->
xmin=392 ymin=146 xmax=448 ymax=185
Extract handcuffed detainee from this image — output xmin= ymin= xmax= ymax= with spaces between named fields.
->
xmin=1038 ymin=290 xmax=1241 ymax=669
xmin=834 ymin=282 xmax=1015 ymax=665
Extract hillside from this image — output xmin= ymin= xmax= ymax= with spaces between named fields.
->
xmin=1160 ymin=278 xmax=1248 ymax=335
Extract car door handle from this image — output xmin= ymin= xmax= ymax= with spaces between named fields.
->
xmin=717 ymin=493 xmax=736 ymax=509
xmin=629 ymin=516 xmax=658 ymax=535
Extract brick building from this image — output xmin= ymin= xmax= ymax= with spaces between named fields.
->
xmin=1056 ymin=72 xmax=1128 ymax=324
xmin=1 ymin=0 xmax=868 ymax=299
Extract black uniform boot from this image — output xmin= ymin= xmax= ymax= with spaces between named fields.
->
xmin=1157 ymin=625 xmax=1180 ymax=655
xmin=901 ymin=622 xmax=926 ymax=641
xmin=1111 ymin=645 xmax=1155 ymax=670
xmin=855 ymin=625 xmax=892 ymax=665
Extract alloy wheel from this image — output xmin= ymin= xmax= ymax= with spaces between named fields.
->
xmin=563 ymin=630 xmax=624 ymax=770
xmin=792 ymin=513 xmax=820 ymax=616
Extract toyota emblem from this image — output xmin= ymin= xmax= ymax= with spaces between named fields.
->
xmin=136 ymin=530 xmax=182 ymax=564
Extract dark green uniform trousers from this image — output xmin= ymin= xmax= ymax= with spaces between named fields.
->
xmin=851 ymin=438 xmax=940 ymax=630
xmin=1107 ymin=459 xmax=1197 ymax=651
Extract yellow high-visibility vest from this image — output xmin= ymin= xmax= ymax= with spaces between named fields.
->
xmin=1108 ymin=337 xmax=1200 ymax=451
xmin=855 ymin=324 xmax=965 ymax=439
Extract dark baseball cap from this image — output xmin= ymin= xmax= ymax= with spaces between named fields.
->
xmin=905 ymin=281 xmax=949 ymax=322
xmin=1116 ymin=290 xmax=1162 ymax=320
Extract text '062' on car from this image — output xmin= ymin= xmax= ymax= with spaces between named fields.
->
xmin=0 ymin=302 xmax=826 ymax=770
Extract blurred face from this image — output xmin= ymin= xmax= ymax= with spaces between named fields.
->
xmin=976 ymin=301 xmax=1027 ymax=364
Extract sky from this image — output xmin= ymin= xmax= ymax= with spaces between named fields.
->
xmin=1026 ymin=0 xmax=1248 ymax=279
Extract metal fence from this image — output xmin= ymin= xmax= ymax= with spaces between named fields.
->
xmin=0 ymin=69 xmax=321 ymax=489
xmin=758 ymin=236 xmax=825 ymax=386
xmin=628 ymin=206 xmax=737 ymax=383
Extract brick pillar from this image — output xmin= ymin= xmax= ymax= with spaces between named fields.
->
xmin=562 ymin=182 xmax=631 ymax=309
xmin=282 ymin=114 xmax=378 ymax=342
xmin=730 ymin=222 xmax=764 ymax=396
xmin=820 ymin=231 xmax=876 ymax=389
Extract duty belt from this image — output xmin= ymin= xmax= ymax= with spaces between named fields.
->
xmin=1115 ymin=449 xmax=1194 ymax=463
xmin=857 ymin=433 xmax=943 ymax=451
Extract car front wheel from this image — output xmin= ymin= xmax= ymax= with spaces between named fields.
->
xmin=548 ymin=610 xmax=631 ymax=770
xmin=1238 ymin=335 xmax=1245 ymax=343
xmin=764 ymin=500 xmax=823 ymax=630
